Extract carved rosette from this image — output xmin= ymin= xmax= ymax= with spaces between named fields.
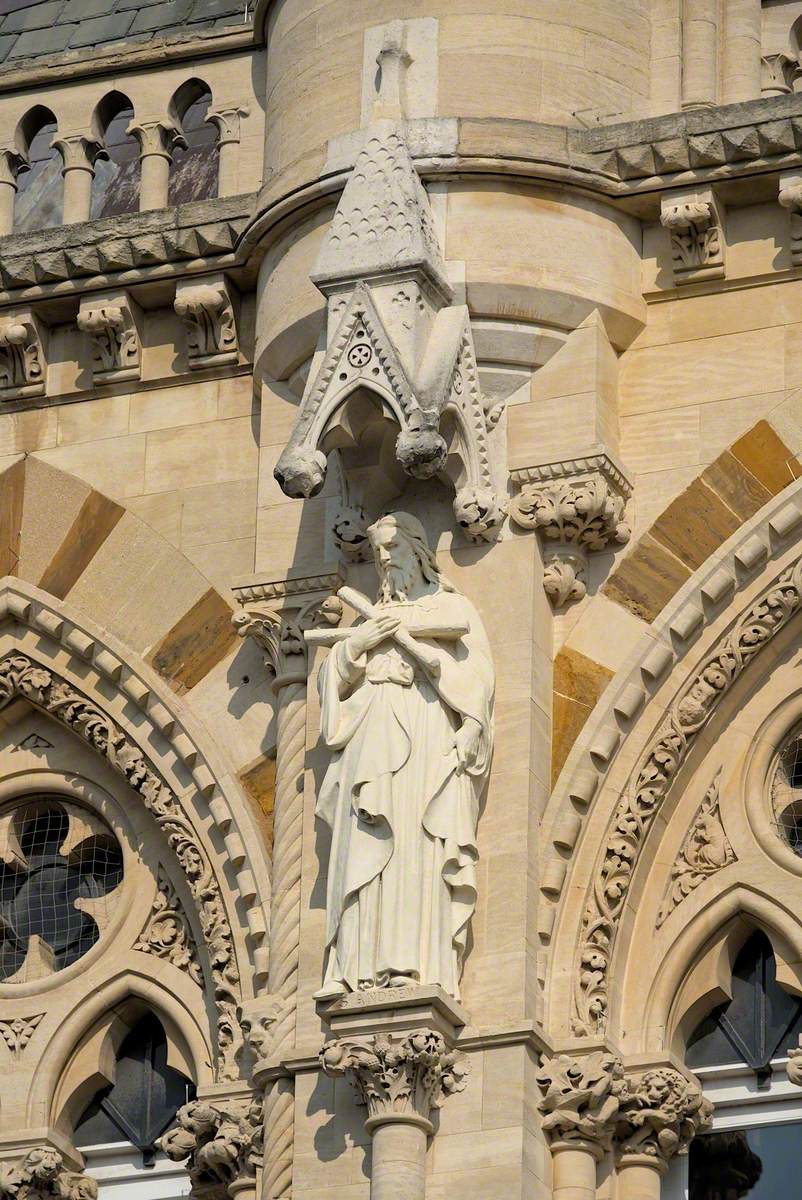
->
xmin=174 ymin=276 xmax=240 ymax=369
xmin=0 ymin=1148 xmax=97 ymax=1200
xmin=657 ymin=769 xmax=735 ymax=927
xmin=77 ymin=296 xmax=141 ymax=383
xmin=536 ymin=1050 xmax=627 ymax=1156
xmin=615 ymin=1068 xmax=712 ymax=1169
xmin=0 ymin=311 xmax=46 ymax=399
xmin=160 ymin=1098 xmax=263 ymax=1200
xmin=320 ymin=1029 xmax=468 ymax=1133
xmin=0 ymin=1012 xmax=44 ymax=1055
xmin=660 ymin=190 xmax=725 ymax=283
xmin=510 ymin=456 xmax=632 ymax=609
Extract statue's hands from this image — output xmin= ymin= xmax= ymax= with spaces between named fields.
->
xmin=454 ymin=717 xmax=483 ymax=775
xmin=347 ymin=614 xmax=401 ymax=658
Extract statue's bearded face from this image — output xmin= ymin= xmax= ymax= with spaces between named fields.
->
xmin=370 ymin=522 xmax=422 ymax=601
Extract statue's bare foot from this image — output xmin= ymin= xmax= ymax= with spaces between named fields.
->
xmin=313 ymin=980 xmax=348 ymax=1000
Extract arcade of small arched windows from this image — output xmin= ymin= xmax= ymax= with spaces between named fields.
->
xmin=1 ymin=77 xmax=247 ymax=237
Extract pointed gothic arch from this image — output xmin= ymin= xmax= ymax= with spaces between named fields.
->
xmin=542 ymin=475 xmax=802 ymax=1051
xmin=0 ymin=576 xmax=272 ymax=1082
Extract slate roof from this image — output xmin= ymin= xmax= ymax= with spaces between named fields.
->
xmin=0 ymin=0 xmax=251 ymax=69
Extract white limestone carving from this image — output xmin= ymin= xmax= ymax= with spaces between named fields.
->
xmin=160 ymin=1098 xmax=262 ymax=1200
xmin=0 ymin=1149 xmax=97 ymax=1200
xmin=660 ymin=188 xmax=726 ymax=284
xmin=615 ymin=1068 xmax=712 ymax=1165
xmin=77 ymin=292 xmax=142 ymax=383
xmin=657 ymin=769 xmax=735 ymax=927
xmin=0 ymin=1013 xmax=43 ymax=1056
xmin=510 ymin=452 xmax=632 ymax=608
xmin=0 ymin=310 xmax=46 ymax=399
xmin=134 ymin=864 xmax=203 ymax=985
xmin=537 ymin=1051 xmax=627 ymax=1150
xmin=308 ymin=512 xmax=494 ymax=1000
xmin=174 ymin=275 xmax=240 ymax=369
xmin=273 ymin=122 xmax=507 ymax=542
xmin=320 ymin=1028 xmax=468 ymax=1131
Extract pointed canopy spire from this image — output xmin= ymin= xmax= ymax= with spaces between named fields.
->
xmin=312 ymin=119 xmax=452 ymax=302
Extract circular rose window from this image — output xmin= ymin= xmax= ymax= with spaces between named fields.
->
xmin=0 ymin=797 xmax=123 ymax=983
xmin=771 ymin=735 xmax=802 ymax=856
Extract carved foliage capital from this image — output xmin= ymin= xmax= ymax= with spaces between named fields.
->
xmin=0 ymin=310 xmax=46 ymax=398
xmin=174 ymin=276 xmax=240 ymax=368
xmin=233 ymin=594 xmax=342 ymax=690
xmin=320 ymin=1029 xmax=469 ymax=1131
xmin=127 ymin=120 xmax=186 ymax=160
xmin=511 ymin=468 xmax=630 ymax=608
xmin=536 ymin=1051 xmax=627 ymax=1151
xmin=660 ymin=190 xmax=725 ymax=283
xmin=52 ymin=134 xmax=105 ymax=175
xmin=616 ymin=1068 xmax=712 ymax=1166
xmin=77 ymin=294 xmax=141 ymax=382
xmin=0 ymin=1148 xmax=97 ymax=1200
xmin=205 ymin=106 xmax=249 ymax=145
xmin=160 ymin=1098 xmax=263 ymax=1199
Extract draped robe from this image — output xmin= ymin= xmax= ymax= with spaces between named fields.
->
xmin=316 ymin=585 xmax=494 ymax=998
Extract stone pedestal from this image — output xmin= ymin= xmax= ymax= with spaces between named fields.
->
xmin=318 ymin=987 xmax=469 ymax=1200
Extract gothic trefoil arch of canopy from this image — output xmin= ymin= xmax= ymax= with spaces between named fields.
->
xmin=273 ymin=118 xmax=507 ymax=543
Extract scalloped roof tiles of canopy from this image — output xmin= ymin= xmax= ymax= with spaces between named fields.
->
xmin=0 ymin=0 xmax=250 ymax=69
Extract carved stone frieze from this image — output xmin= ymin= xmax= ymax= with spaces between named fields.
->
xmin=0 ymin=1148 xmax=97 ymax=1200
xmin=320 ymin=1029 xmax=468 ymax=1133
xmin=510 ymin=452 xmax=632 ymax=608
xmin=0 ymin=1012 xmax=43 ymax=1055
xmin=575 ymin=554 xmax=802 ymax=1035
xmin=0 ymin=653 xmax=241 ymax=1078
xmin=657 ymin=769 xmax=736 ymax=927
xmin=160 ymin=1098 xmax=263 ymax=1200
xmin=0 ymin=311 xmax=46 ymax=399
xmin=273 ymin=121 xmax=507 ymax=542
xmin=616 ymin=1068 xmax=712 ymax=1167
xmin=77 ymin=292 xmax=142 ymax=383
xmin=174 ymin=275 xmax=240 ymax=369
xmin=536 ymin=1050 xmax=627 ymax=1153
xmin=660 ymin=188 xmax=725 ymax=283
xmin=134 ymin=865 xmax=203 ymax=986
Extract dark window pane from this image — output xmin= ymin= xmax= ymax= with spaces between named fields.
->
xmin=91 ymin=106 xmax=140 ymax=220
xmin=689 ymin=1123 xmax=802 ymax=1199
xmin=14 ymin=122 xmax=62 ymax=231
xmin=168 ymin=92 xmax=218 ymax=206
xmin=0 ymin=798 xmax=123 ymax=982
xmin=74 ymin=1013 xmax=195 ymax=1162
xmin=686 ymin=932 xmax=802 ymax=1073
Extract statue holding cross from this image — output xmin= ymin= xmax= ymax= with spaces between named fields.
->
xmin=308 ymin=512 xmax=495 ymax=1001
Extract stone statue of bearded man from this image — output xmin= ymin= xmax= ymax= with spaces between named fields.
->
xmin=314 ymin=511 xmax=494 ymax=1000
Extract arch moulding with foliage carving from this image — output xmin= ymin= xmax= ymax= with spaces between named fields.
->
xmin=542 ymin=481 xmax=802 ymax=1048
xmin=0 ymin=577 xmax=272 ymax=1081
